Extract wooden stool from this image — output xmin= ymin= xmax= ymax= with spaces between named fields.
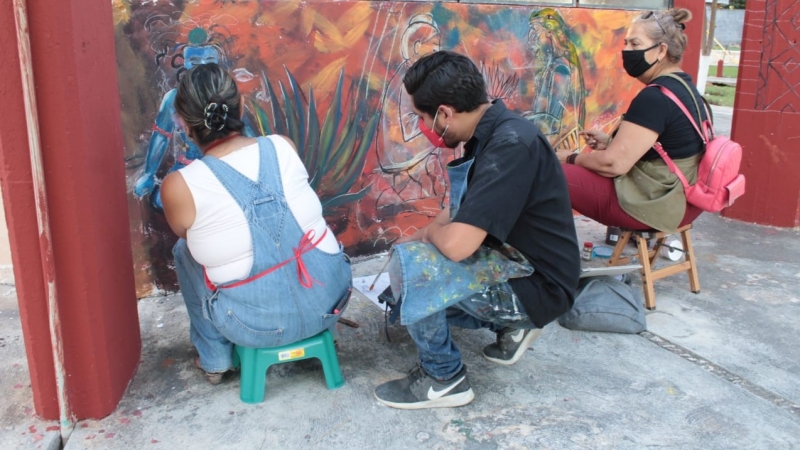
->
xmin=608 ymin=224 xmax=700 ymax=310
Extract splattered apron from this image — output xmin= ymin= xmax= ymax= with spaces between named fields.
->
xmin=388 ymin=155 xmax=534 ymax=325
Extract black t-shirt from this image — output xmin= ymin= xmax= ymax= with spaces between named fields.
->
xmin=624 ymin=72 xmax=708 ymax=161
xmin=453 ymin=100 xmax=580 ymax=328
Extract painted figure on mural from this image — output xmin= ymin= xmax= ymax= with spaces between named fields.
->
xmin=132 ymin=27 xmax=255 ymax=211
xmin=526 ymin=8 xmax=586 ymax=152
xmin=113 ymin=1 xmax=641 ymax=297
xmin=375 ymin=14 xmax=454 ymax=214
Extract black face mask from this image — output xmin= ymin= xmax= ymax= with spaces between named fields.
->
xmin=622 ymin=43 xmax=660 ymax=78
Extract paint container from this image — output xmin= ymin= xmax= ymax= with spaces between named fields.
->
xmin=605 ymin=226 xmax=622 ymax=246
xmin=660 ymin=239 xmax=684 ymax=261
xmin=593 ymin=246 xmax=613 ymax=259
xmin=581 ymin=242 xmax=594 ymax=261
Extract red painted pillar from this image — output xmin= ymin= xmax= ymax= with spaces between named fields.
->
xmin=1 ymin=0 xmax=141 ymax=421
xmin=675 ymin=0 xmax=704 ymax=82
xmin=0 ymin=1 xmax=58 ymax=420
xmin=724 ymin=0 xmax=800 ymax=227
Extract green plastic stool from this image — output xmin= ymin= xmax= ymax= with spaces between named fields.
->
xmin=233 ymin=329 xmax=344 ymax=404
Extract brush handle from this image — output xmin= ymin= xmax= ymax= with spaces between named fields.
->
xmin=368 ymin=252 xmax=392 ymax=290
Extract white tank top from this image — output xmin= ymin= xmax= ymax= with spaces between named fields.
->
xmin=178 ymin=135 xmax=339 ymax=284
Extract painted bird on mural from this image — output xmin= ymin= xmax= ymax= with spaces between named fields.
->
xmin=526 ymin=8 xmax=586 ymax=152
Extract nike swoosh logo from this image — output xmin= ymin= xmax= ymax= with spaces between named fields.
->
xmin=511 ymin=330 xmax=525 ymax=343
xmin=427 ymin=376 xmax=465 ymax=400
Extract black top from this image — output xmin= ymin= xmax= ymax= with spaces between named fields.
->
xmin=624 ymin=72 xmax=708 ymax=161
xmin=453 ymin=100 xmax=580 ymax=327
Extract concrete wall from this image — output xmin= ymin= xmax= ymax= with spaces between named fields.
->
xmin=708 ymin=8 xmax=746 ymax=46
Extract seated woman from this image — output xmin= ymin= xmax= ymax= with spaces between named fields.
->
xmin=161 ymin=63 xmax=352 ymax=384
xmin=557 ymin=8 xmax=704 ymax=233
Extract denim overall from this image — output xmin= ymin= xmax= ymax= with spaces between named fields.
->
xmin=173 ymin=137 xmax=352 ymax=373
xmin=388 ymin=154 xmax=536 ymax=379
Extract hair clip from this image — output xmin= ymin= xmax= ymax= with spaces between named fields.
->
xmin=204 ymin=102 xmax=219 ymax=117
xmin=203 ymin=102 xmax=228 ymax=130
xmin=679 ymin=23 xmax=686 ymax=30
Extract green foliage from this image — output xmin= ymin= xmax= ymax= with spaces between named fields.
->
xmin=705 ymin=84 xmax=736 ymax=107
xmin=707 ymin=66 xmax=739 ymax=78
xmin=730 ymin=0 xmax=746 ymax=9
xmin=247 ymin=68 xmax=378 ymax=214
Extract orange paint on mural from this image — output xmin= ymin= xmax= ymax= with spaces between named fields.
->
xmin=117 ymin=1 xmax=641 ymax=294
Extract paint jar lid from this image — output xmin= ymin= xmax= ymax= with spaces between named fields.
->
xmin=593 ymin=246 xmax=613 ymax=258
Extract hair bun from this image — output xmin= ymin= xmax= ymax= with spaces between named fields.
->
xmin=203 ymin=102 xmax=229 ymax=131
xmin=671 ymin=8 xmax=692 ymax=25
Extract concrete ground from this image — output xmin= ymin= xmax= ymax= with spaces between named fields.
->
xmin=0 ymin=284 xmax=60 ymax=450
xmin=3 ymin=107 xmax=798 ymax=449
xmin=709 ymin=105 xmax=732 ymax=137
xmin=3 ymin=201 xmax=800 ymax=449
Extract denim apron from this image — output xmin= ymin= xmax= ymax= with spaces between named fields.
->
xmin=388 ymin=155 xmax=534 ymax=325
xmin=173 ymin=137 xmax=351 ymax=372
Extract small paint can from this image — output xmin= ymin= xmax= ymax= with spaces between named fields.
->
xmin=593 ymin=246 xmax=613 ymax=259
xmin=660 ymin=239 xmax=684 ymax=261
xmin=605 ymin=226 xmax=622 ymax=246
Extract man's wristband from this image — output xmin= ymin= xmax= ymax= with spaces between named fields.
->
xmin=566 ymin=153 xmax=579 ymax=165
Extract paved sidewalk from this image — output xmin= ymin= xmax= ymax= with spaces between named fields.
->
xmin=0 ymin=284 xmax=60 ymax=450
xmin=709 ymin=105 xmax=733 ymax=137
xmin=2 ymin=213 xmax=800 ymax=449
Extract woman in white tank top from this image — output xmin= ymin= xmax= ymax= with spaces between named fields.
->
xmin=160 ymin=64 xmax=352 ymax=385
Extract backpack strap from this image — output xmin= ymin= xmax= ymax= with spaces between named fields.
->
xmin=661 ymin=73 xmax=715 ymax=138
xmin=661 ymin=74 xmax=702 ymax=124
xmin=652 ymin=142 xmax=692 ymax=191
xmin=648 ymin=84 xmax=709 ymax=144
xmin=645 ymin=83 xmax=704 ymax=191
xmin=701 ymin=95 xmax=714 ymax=126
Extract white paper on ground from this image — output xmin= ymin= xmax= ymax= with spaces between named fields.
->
xmin=352 ymin=273 xmax=391 ymax=310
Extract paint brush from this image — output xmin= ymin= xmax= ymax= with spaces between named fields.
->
xmin=369 ymin=251 xmax=392 ymax=291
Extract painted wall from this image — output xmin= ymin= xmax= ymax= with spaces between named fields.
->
xmin=724 ymin=0 xmax=800 ymax=227
xmin=113 ymin=1 xmax=645 ymax=297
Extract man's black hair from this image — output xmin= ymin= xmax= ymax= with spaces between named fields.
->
xmin=403 ymin=50 xmax=488 ymax=117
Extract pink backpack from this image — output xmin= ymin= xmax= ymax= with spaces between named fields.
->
xmin=649 ymin=78 xmax=746 ymax=213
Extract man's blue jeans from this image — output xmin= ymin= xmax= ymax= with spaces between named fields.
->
xmin=406 ymin=282 xmax=536 ymax=380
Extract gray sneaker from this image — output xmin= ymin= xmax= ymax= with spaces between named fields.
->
xmin=374 ymin=364 xmax=474 ymax=409
xmin=482 ymin=327 xmax=542 ymax=366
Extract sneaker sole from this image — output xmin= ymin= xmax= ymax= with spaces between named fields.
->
xmin=374 ymin=389 xmax=475 ymax=410
xmin=483 ymin=328 xmax=543 ymax=366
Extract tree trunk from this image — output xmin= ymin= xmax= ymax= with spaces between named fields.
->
xmin=703 ymin=0 xmax=719 ymax=56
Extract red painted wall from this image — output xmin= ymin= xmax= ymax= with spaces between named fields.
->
xmin=27 ymin=0 xmax=142 ymax=418
xmin=675 ymin=0 xmax=704 ymax=82
xmin=724 ymin=0 xmax=800 ymax=227
xmin=0 ymin=1 xmax=59 ymax=419
xmin=1 ymin=0 xmax=142 ymax=419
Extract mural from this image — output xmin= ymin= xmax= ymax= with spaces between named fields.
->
xmin=114 ymin=1 xmax=640 ymax=297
